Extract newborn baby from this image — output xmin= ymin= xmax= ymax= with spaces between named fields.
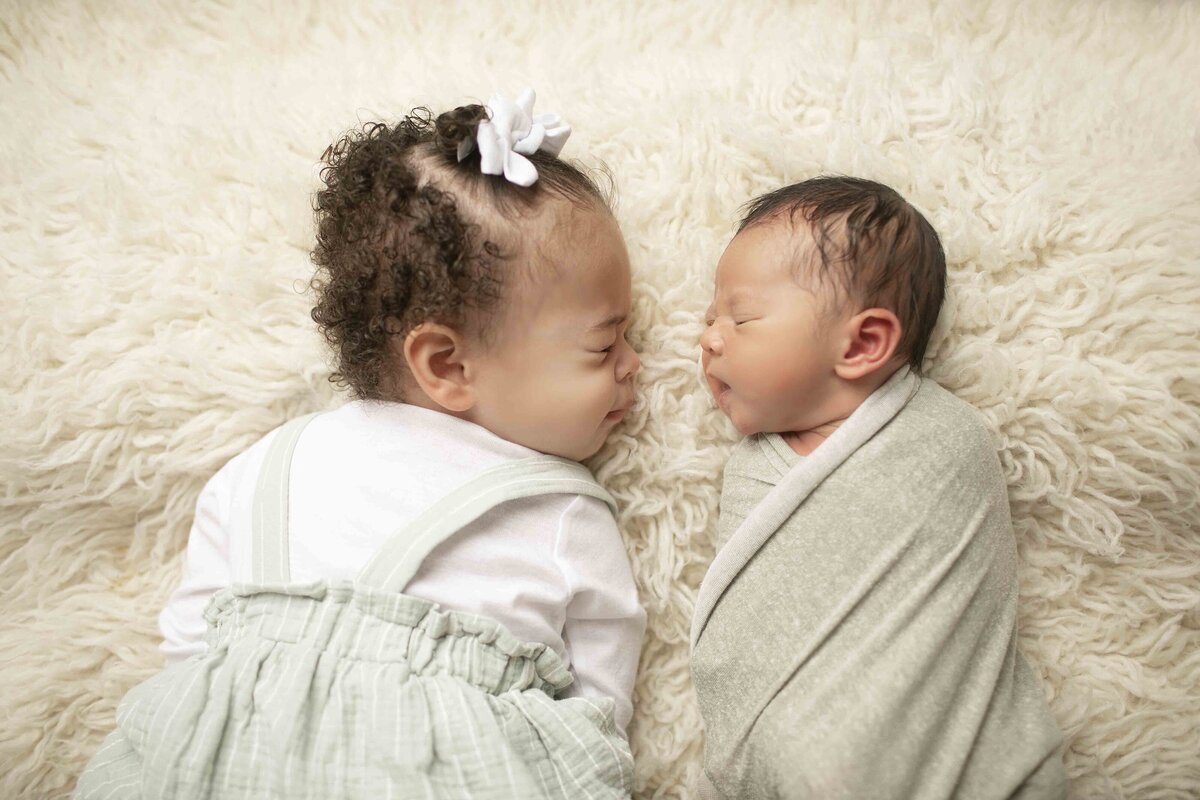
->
xmin=690 ymin=177 xmax=1066 ymax=799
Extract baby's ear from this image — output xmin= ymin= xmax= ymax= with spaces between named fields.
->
xmin=399 ymin=323 xmax=477 ymax=412
xmin=834 ymin=308 xmax=902 ymax=381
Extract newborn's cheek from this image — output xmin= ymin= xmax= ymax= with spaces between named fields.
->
xmin=761 ymin=361 xmax=801 ymax=398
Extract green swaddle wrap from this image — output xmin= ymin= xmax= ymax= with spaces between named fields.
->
xmin=691 ymin=369 xmax=1065 ymax=799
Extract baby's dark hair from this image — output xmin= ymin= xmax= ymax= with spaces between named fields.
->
xmin=310 ymin=104 xmax=609 ymax=400
xmin=739 ymin=176 xmax=946 ymax=372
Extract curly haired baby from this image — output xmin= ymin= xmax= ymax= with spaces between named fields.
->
xmin=77 ymin=90 xmax=644 ymax=800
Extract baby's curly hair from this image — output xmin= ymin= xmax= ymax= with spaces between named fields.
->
xmin=310 ymin=104 xmax=609 ymax=400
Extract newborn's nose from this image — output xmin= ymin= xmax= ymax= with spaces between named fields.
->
xmin=700 ymin=325 xmax=723 ymax=355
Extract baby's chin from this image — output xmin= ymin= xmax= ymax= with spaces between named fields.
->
xmin=723 ymin=402 xmax=797 ymax=438
xmin=710 ymin=385 xmax=778 ymax=436
xmin=718 ymin=404 xmax=765 ymax=437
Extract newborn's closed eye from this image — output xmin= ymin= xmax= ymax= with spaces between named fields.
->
xmin=590 ymin=342 xmax=615 ymax=355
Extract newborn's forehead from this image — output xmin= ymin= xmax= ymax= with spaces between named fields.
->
xmin=718 ymin=230 xmax=792 ymax=287
xmin=716 ymin=219 xmax=820 ymax=295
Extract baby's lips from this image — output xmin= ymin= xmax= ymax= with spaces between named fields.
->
xmin=702 ymin=364 xmax=726 ymax=391
xmin=703 ymin=372 xmax=730 ymax=405
xmin=696 ymin=350 xmax=722 ymax=407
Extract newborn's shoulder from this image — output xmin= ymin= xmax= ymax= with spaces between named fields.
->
xmin=849 ymin=378 xmax=1009 ymax=511
xmin=723 ymin=434 xmax=794 ymax=490
xmin=888 ymin=378 xmax=1001 ymax=469
xmin=715 ymin=436 xmax=781 ymax=550
xmin=726 ymin=434 xmax=771 ymax=476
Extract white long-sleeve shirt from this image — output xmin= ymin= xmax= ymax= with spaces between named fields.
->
xmin=159 ymin=400 xmax=645 ymax=730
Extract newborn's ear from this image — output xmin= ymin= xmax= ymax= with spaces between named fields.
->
xmin=834 ymin=308 xmax=902 ymax=381
xmin=399 ymin=323 xmax=477 ymax=413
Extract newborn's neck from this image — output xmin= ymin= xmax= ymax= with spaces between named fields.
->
xmin=779 ymin=363 xmax=904 ymax=456
xmin=779 ymin=420 xmax=846 ymax=456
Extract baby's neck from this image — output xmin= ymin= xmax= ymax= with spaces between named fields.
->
xmin=779 ymin=363 xmax=905 ymax=455
xmin=779 ymin=420 xmax=846 ymax=456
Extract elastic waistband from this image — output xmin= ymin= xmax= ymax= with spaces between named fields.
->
xmin=203 ymin=581 xmax=571 ymax=695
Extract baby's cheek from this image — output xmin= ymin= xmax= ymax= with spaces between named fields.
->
xmin=763 ymin=349 xmax=806 ymax=390
xmin=730 ymin=344 xmax=775 ymax=392
xmin=762 ymin=369 xmax=795 ymax=397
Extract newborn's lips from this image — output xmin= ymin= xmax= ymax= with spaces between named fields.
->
xmin=705 ymin=370 xmax=732 ymax=409
xmin=606 ymin=397 xmax=635 ymax=422
xmin=714 ymin=383 xmax=732 ymax=410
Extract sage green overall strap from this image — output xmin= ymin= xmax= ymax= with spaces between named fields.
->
xmin=250 ymin=412 xmax=321 ymax=583
xmin=357 ymin=456 xmax=617 ymax=593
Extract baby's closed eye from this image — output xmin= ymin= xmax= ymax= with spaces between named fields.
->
xmin=705 ymin=314 xmax=757 ymax=327
xmin=590 ymin=336 xmax=622 ymax=355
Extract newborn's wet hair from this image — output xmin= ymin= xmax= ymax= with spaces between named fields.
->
xmin=310 ymin=105 xmax=609 ymax=400
xmin=739 ymin=176 xmax=946 ymax=372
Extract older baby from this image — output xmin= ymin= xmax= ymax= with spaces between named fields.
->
xmin=78 ymin=90 xmax=643 ymax=800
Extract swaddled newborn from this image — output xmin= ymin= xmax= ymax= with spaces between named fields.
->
xmin=690 ymin=177 xmax=1066 ymax=800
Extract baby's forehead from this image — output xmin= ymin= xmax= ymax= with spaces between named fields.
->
xmin=745 ymin=213 xmax=829 ymax=257
xmin=718 ymin=219 xmax=823 ymax=283
xmin=710 ymin=219 xmax=852 ymax=317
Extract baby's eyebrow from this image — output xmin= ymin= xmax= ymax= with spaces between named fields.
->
xmin=587 ymin=314 xmax=627 ymax=332
xmin=725 ymin=289 xmax=757 ymax=305
xmin=707 ymin=289 xmax=757 ymax=317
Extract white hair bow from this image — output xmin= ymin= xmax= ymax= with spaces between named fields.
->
xmin=457 ymin=88 xmax=572 ymax=187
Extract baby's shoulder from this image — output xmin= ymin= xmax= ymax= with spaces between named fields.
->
xmin=723 ymin=435 xmax=780 ymax=480
xmin=202 ymin=420 xmax=285 ymax=492
xmin=899 ymin=379 xmax=1000 ymax=461
xmin=867 ymin=379 xmax=1008 ymax=501
xmin=725 ymin=436 xmax=760 ymax=471
xmin=717 ymin=437 xmax=781 ymax=542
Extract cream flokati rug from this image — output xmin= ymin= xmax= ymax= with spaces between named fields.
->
xmin=2 ymin=1 xmax=1198 ymax=797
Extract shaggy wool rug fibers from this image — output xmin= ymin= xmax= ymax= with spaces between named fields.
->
xmin=2 ymin=1 xmax=1199 ymax=798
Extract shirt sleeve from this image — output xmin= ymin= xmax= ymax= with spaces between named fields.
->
xmin=554 ymin=495 xmax=646 ymax=732
xmin=157 ymin=464 xmax=235 ymax=665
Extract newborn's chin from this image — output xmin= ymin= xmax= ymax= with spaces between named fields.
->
xmin=730 ymin=417 xmax=761 ymax=436
xmin=709 ymin=380 xmax=764 ymax=435
xmin=722 ymin=404 xmax=762 ymax=436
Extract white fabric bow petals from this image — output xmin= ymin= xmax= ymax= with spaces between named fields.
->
xmin=456 ymin=88 xmax=572 ymax=187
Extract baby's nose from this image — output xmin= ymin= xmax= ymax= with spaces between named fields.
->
xmin=619 ymin=346 xmax=641 ymax=382
xmin=700 ymin=325 xmax=723 ymax=355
